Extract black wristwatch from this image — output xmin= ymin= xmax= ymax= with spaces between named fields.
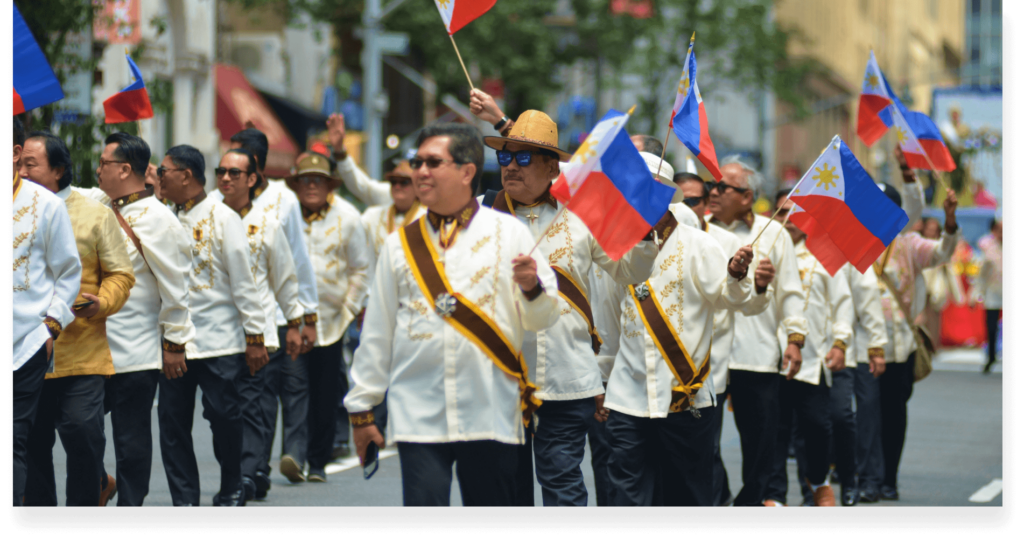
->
xmin=494 ymin=116 xmax=510 ymax=131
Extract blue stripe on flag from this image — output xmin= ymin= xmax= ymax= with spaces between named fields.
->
xmin=838 ymin=141 xmax=908 ymax=246
xmin=601 ymin=124 xmax=676 ymax=227
xmin=13 ymin=4 xmax=64 ymax=110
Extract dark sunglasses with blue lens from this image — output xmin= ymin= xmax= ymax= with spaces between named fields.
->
xmin=496 ymin=148 xmax=558 ymax=167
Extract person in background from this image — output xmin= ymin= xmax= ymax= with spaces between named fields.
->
xmin=285 ymin=153 xmax=370 ymax=483
xmin=327 ymin=113 xmax=393 ymax=206
xmin=157 ymin=144 xmax=268 ymax=506
xmin=12 ymin=119 xmax=82 ymax=507
xmin=630 ymin=134 xmax=664 ymax=156
xmin=974 ymin=218 xmax=1002 ymax=373
xmin=76 ymin=132 xmax=196 ymax=506
xmin=20 ymin=131 xmax=135 ymax=507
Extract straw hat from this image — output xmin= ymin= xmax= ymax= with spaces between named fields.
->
xmin=385 ymin=159 xmax=414 ymax=181
xmin=483 ymin=110 xmax=572 ymax=162
xmin=639 ymin=151 xmax=684 ymax=204
xmin=285 ymin=153 xmax=340 ymax=192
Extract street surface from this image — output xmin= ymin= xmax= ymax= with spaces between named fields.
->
xmin=48 ymin=349 xmax=1001 ymax=506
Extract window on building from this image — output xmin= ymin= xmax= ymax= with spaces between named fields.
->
xmin=971 ymin=0 xmax=982 ymax=15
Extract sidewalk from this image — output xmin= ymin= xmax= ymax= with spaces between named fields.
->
xmin=933 ymin=347 xmax=1001 ymax=373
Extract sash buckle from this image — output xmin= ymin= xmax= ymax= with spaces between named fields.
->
xmin=634 ymin=283 xmax=650 ymax=301
xmin=435 ymin=292 xmax=457 ymax=318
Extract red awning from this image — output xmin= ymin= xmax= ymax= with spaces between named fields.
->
xmin=215 ymin=63 xmax=298 ymax=178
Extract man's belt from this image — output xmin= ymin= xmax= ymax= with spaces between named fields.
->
xmin=399 ymin=217 xmax=541 ymax=427
xmin=551 ymin=266 xmax=602 ymax=354
xmin=629 ymin=281 xmax=711 ymax=413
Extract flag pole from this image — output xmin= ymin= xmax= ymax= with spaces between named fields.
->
xmin=657 ymin=33 xmax=697 ymax=181
xmin=449 ymin=34 xmax=475 ymax=91
xmin=749 ymin=139 xmax=821 ymax=249
xmin=889 ymin=104 xmax=951 ymax=193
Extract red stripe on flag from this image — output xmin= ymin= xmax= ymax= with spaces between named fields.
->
xmin=565 ymin=170 xmax=656 ymax=261
xmin=919 ymin=138 xmax=956 ymax=171
xmin=103 ymin=87 xmax=154 ymax=124
xmin=857 ymin=94 xmax=892 ymax=147
xmin=448 ymin=0 xmax=498 ymax=34
xmin=789 ymin=213 xmax=848 ymax=276
xmin=14 ymin=87 xmax=25 ymax=115
xmin=789 ymin=194 xmax=888 ymax=274
xmin=696 ymin=102 xmax=721 ymax=180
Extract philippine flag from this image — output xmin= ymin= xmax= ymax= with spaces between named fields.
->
xmin=670 ymin=35 xmax=721 ymax=180
xmin=434 ymin=0 xmax=497 ymax=35
xmin=788 ymin=136 xmax=908 ymax=275
xmin=856 ymin=50 xmax=893 ymax=147
xmin=551 ymin=109 xmax=676 ymax=260
xmin=103 ymin=54 xmax=154 ymax=124
xmin=13 ymin=4 xmax=64 ymax=115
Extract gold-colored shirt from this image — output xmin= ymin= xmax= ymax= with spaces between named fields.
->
xmin=50 ymin=189 xmax=135 ymax=378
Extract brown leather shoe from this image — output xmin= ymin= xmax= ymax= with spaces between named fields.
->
xmin=99 ymin=474 xmax=117 ymax=506
xmin=813 ymin=485 xmax=836 ymax=507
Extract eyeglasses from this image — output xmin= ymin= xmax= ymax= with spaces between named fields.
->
xmin=496 ymin=149 xmax=540 ymax=167
xmin=682 ymin=196 xmax=704 ymax=208
xmin=388 ymin=178 xmax=412 ymax=187
xmin=98 ymin=158 xmax=128 ymax=169
xmin=215 ymin=167 xmax=247 ymax=180
xmin=297 ymin=176 xmax=327 ymax=187
xmin=706 ymin=181 xmax=749 ymax=195
xmin=157 ymin=166 xmax=187 ymax=178
xmin=409 ymin=157 xmax=457 ymax=170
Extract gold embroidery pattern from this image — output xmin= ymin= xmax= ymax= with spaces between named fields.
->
xmin=189 ymin=210 xmax=216 ymax=292
xmin=13 ymin=192 xmax=40 ymax=292
xmin=625 ymin=330 xmax=644 ymax=339
xmin=246 ymin=214 xmax=268 ymax=279
xmin=14 ymin=232 xmax=30 ymax=249
xmin=405 ymin=300 xmax=433 ymax=340
xmin=624 ymin=302 xmax=638 ymax=323
xmin=471 ymin=236 xmax=491 ymax=253
xmin=486 ymin=217 xmax=503 ymax=315
xmin=470 ymin=266 xmax=492 ymax=286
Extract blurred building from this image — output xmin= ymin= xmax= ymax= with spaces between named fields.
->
xmin=771 ymin=0 xmax=965 ymax=189
xmin=961 ymin=0 xmax=1001 ymax=86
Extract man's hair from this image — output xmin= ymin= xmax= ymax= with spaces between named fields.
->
xmin=26 ymin=131 xmax=74 ymax=190
xmin=673 ymin=172 xmax=707 ymax=198
xmin=166 ymin=145 xmax=206 ymax=186
xmin=105 ymin=132 xmax=151 ymax=178
xmin=225 ymin=148 xmax=259 ymax=201
xmin=415 ymin=123 xmax=484 ymax=190
xmin=230 ymin=128 xmax=269 ymax=171
xmin=633 ymin=134 xmax=664 ymax=156
xmin=775 ymin=188 xmax=791 ymax=208
xmin=720 ymin=155 xmax=764 ymax=197
xmin=14 ymin=117 xmax=25 ymax=148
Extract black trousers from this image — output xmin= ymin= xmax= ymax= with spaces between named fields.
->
xmin=727 ymin=369 xmax=780 ymax=506
xmin=854 ymin=362 xmax=884 ymax=491
xmin=25 ymin=374 xmax=107 ymax=506
xmin=262 ymin=327 xmax=309 ymax=471
xmin=879 ymin=356 xmax=915 ymax=489
xmin=305 ymin=340 xmax=343 ymax=470
xmin=795 ymin=367 xmax=857 ymax=502
xmin=239 ymin=330 xmax=286 ymax=481
xmin=585 ymin=412 xmax=612 ymax=506
xmin=104 ymin=369 xmax=160 ymax=506
xmin=711 ymin=392 xmax=732 ymax=506
xmin=606 ymin=407 xmax=716 ymax=506
xmin=985 ymin=309 xmax=1001 ymax=369
xmin=397 ymin=441 xmax=519 ymax=506
xmin=514 ymin=424 xmax=535 ymax=506
xmin=766 ymin=376 xmax=831 ymax=503
xmin=13 ymin=345 xmax=48 ymax=506
xmin=158 ymin=353 xmax=245 ymax=505
xmin=532 ymin=397 xmax=593 ymax=506
xmin=335 ymin=325 xmax=356 ymax=448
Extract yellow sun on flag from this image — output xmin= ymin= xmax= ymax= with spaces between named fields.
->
xmin=813 ymin=163 xmax=839 ymax=190
xmin=572 ymin=136 xmax=598 ymax=164
xmin=895 ymin=127 xmax=908 ymax=144
xmin=864 ymin=74 xmax=880 ymax=89
xmin=437 ymin=0 xmax=452 ymax=9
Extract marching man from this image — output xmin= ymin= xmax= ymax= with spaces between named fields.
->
xmin=470 ymin=90 xmax=661 ymax=506
xmin=344 ymin=123 xmax=561 ymax=506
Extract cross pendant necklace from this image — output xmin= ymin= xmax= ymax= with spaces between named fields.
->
xmin=526 ymin=208 xmax=539 ymax=224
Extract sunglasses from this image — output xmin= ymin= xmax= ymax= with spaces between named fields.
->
xmin=388 ymin=178 xmax=412 ymax=187
xmin=409 ymin=157 xmax=457 ymax=170
xmin=215 ymin=167 xmax=248 ymax=180
xmin=706 ymin=181 xmax=749 ymax=194
xmin=157 ymin=166 xmax=186 ymax=178
xmin=298 ymin=176 xmax=328 ymax=187
xmin=682 ymin=196 xmax=704 ymax=208
xmin=497 ymin=149 xmax=542 ymax=167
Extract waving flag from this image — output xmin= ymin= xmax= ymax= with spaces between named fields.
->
xmin=856 ymin=50 xmax=893 ymax=147
xmin=13 ymin=4 xmax=64 ymax=115
xmin=670 ymin=34 xmax=721 ymax=180
xmin=787 ymin=205 xmax=849 ymax=276
xmin=103 ymin=53 xmax=154 ymax=124
xmin=434 ymin=0 xmax=497 ymax=35
xmin=788 ymin=135 xmax=908 ymax=275
xmin=552 ymin=108 xmax=676 ymax=260
xmin=856 ymin=52 xmax=955 ymax=171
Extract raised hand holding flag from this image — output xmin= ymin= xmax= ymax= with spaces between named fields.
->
xmin=433 ymin=0 xmax=498 ymax=90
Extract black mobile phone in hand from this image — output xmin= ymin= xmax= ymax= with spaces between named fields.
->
xmin=73 ymin=300 xmax=95 ymax=311
xmin=363 ymin=441 xmax=380 ymax=480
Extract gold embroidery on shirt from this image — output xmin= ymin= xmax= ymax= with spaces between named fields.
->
xmin=189 ymin=210 xmax=216 ymax=292
xmin=470 ymin=266 xmax=492 ymax=286
xmin=13 ymin=192 xmax=40 ymax=292
xmin=625 ymin=330 xmax=644 ymax=339
xmin=471 ymin=236 xmax=491 ymax=253
xmin=14 ymin=232 xmax=30 ymax=249
xmin=486 ymin=217 xmax=502 ymax=314
xmin=246 ymin=214 xmax=268 ymax=278
xmin=560 ymin=307 xmax=572 ymax=316
xmin=624 ymin=302 xmax=638 ymax=323
xmin=547 ymin=246 xmax=570 ymax=266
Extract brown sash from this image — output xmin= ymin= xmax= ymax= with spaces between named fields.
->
xmin=551 ymin=266 xmax=602 ymax=354
xmin=630 ymin=282 xmax=711 ymax=412
xmin=399 ymin=217 xmax=542 ymax=427
xmin=112 ymin=207 xmax=147 ymax=265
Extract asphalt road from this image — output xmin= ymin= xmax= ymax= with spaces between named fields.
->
xmin=47 ymin=352 xmax=1001 ymax=507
